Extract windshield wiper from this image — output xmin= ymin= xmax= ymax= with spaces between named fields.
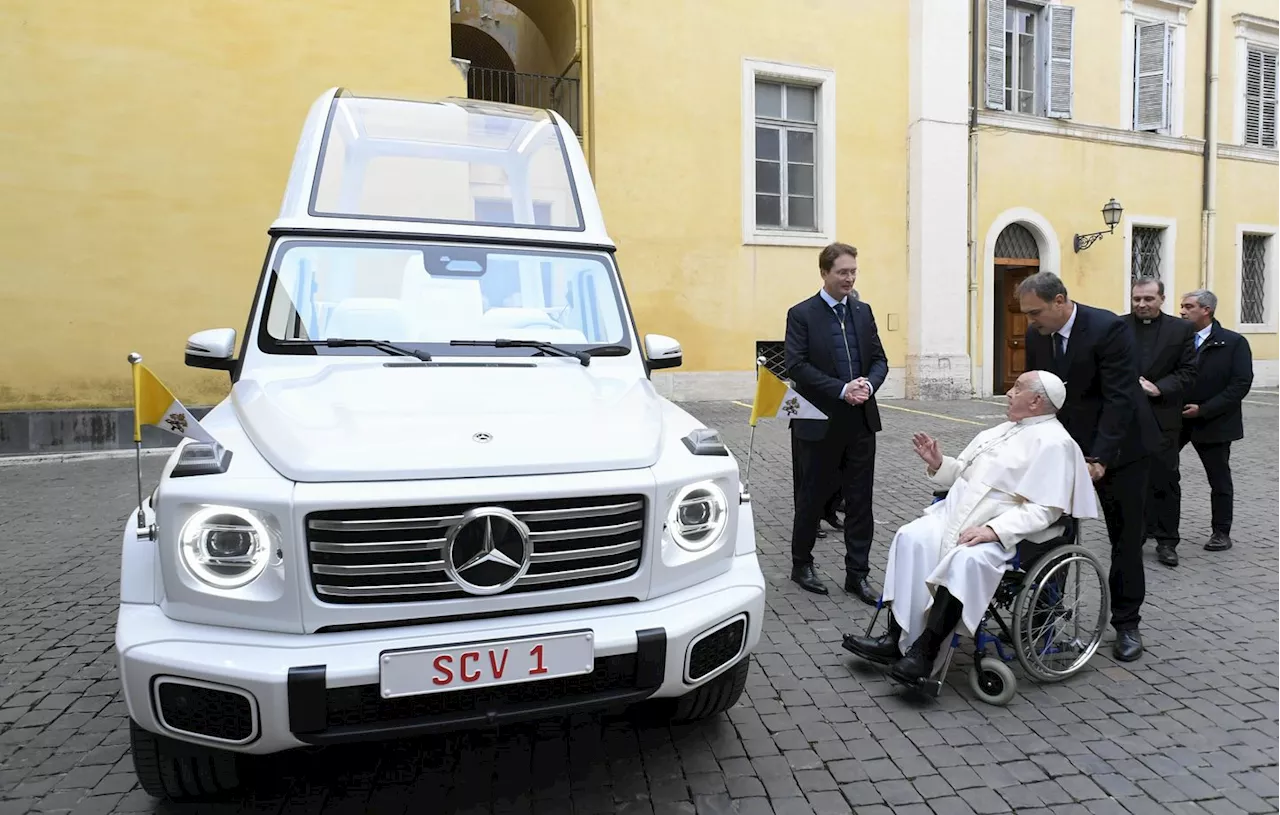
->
xmin=583 ymin=344 xmax=631 ymax=357
xmin=281 ymin=338 xmax=432 ymax=361
xmin=451 ymin=338 xmax=590 ymax=366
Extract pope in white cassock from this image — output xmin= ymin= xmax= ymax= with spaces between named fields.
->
xmin=841 ymin=370 xmax=1099 ymax=686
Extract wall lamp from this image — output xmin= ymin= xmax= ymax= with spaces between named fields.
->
xmin=1073 ymin=198 xmax=1124 ymax=252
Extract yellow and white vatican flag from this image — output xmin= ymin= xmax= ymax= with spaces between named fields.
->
xmin=130 ymin=355 xmax=218 ymax=446
xmin=748 ymin=366 xmax=826 ymax=426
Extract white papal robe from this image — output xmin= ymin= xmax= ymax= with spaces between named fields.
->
xmin=882 ymin=414 xmax=1099 ymax=655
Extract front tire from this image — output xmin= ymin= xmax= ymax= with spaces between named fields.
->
xmin=130 ymin=719 xmax=244 ymax=803
xmin=669 ymin=659 xmax=750 ymax=723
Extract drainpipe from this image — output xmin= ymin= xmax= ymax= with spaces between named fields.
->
xmin=579 ymin=0 xmax=595 ymax=171
xmin=967 ymin=0 xmax=982 ymax=396
xmin=1200 ymin=0 xmax=1219 ymax=290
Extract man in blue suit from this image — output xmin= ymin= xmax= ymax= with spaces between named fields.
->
xmin=784 ymin=243 xmax=890 ymax=601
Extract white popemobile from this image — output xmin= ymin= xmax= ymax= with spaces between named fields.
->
xmin=115 ymin=89 xmax=766 ymax=802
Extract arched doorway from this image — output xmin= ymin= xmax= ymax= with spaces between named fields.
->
xmin=992 ymin=223 xmax=1040 ymax=394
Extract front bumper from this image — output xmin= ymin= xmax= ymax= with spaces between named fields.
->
xmin=117 ymin=552 xmax=764 ymax=754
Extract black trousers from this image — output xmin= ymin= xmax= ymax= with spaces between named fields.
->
xmin=1178 ymin=434 xmax=1234 ymax=535
xmin=790 ymin=436 xmax=844 ymax=520
xmin=1145 ymin=429 xmax=1182 ymax=547
xmin=791 ymin=429 xmax=876 ymax=577
xmin=1097 ymin=457 xmax=1149 ymax=631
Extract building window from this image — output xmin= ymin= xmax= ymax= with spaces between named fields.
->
xmin=1124 ymin=217 xmax=1176 ymax=312
xmin=985 ymin=0 xmax=1074 ymax=119
xmin=1121 ymin=2 xmax=1188 ymax=137
xmin=1244 ymin=47 xmax=1278 ymax=148
xmin=1005 ymin=5 xmax=1038 ymax=114
xmin=1236 ymin=226 xmax=1277 ymax=331
xmin=1241 ymin=234 xmax=1268 ymax=323
xmin=754 ymin=80 xmax=818 ymax=231
xmin=1131 ymin=226 xmax=1164 ymax=282
xmin=1133 ymin=22 xmax=1174 ymax=132
xmin=742 ymin=59 xmax=836 ymax=247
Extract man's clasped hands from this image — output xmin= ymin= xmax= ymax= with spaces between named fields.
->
xmin=843 ymin=377 xmax=873 ymax=406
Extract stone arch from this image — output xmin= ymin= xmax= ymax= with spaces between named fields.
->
xmin=981 ymin=208 xmax=1062 ymax=396
xmin=452 ymin=23 xmax=516 ymax=74
xmin=503 ymin=0 xmax=578 ymax=74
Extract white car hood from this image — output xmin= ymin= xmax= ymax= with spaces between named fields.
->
xmin=230 ymin=362 xmax=664 ymax=482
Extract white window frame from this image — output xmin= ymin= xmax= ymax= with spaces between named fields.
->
xmin=1235 ymin=224 xmax=1278 ymax=333
xmin=986 ymin=0 xmax=1075 ymax=119
xmin=1233 ymin=14 xmax=1280 ymax=148
xmin=1120 ymin=0 xmax=1188 ymax=137
xmin=1122 ymin=215 xmax=1177 ymax=315
xmin=741 ymin=58 xmax=836 ymax=247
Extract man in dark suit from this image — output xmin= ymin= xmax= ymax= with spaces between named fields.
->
xmin=1019 ymin=271 xmax=1160 ymax=662
xmin=1124 ymin=278 xmax=1198 ymax=567
xmin=1178 ymin=289 xmax=1254 ymax=553
xmin=784 ymin=243 xmax=889 ymax=601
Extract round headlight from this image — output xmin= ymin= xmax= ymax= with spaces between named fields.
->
xmin=179 ymin=506 xmax=270 ymax=589
xmin=667 ymin=481 xmax=728 ymax=552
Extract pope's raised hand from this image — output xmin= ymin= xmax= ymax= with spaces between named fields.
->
xmin=912 ymin=432 xmax=942 ymax=470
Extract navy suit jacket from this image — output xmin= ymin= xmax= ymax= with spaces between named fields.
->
xmin=1025 ymin=302 xmax=1160 ymax=469
xmin=1184 ymin=320 xmax=1253 ymax=444
xmin=783 ymin=292 xmax=889 ymax=441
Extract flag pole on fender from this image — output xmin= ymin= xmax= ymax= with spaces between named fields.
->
xmin=742 ymin=355 xmax=771 ymax=492
xmin=127 ymin=352 xmax=147 ymax=535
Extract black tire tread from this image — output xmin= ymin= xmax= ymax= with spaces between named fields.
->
xmin=130 ymin=720 xmax=242 ymax=803
xmin=670 ymin=660 xmax=750 ymax=723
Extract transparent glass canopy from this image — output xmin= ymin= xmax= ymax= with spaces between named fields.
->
xmin=308 ymin=94 xmax=583 ymax=230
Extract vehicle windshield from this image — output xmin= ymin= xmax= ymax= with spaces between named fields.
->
xmin=308 ymin=95 xmax=583 ymax=230
xmin=260 ymin=240 xmax=631 ymax=354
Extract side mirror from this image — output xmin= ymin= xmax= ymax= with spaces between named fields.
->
xmin=644 ymin=334 xmax=682 ymax=370
xmin=185 ymin=328 xmax=237 ymax=372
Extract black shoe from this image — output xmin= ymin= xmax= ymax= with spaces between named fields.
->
xmin=1205 ymin=532 xmax=1232 ymax=551
xmin=791 ymin=564 xmax=828 ymax=594
xmin=844 ymin=575 xmax=879 ymax=606
xmin=823 ymin=511 xmax=844 ymax=531
xmin=842 ymin=615 xmax=902 ymax=664
xmin=887 ymin=638 xmax=936 ymax=685
xmin=817 ymin=529 xmax=827 ymax=539
xmin=1113 ymin=629 xmax=1143 ymax=662
xmin=1155 ymin=543 xmax=1178 ymax=567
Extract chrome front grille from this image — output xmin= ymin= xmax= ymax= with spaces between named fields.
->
xmin=305 ymin=495 xmax=646 ymax=604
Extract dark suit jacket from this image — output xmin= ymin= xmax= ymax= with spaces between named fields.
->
xmin=1025 ymin=302 xmax=1160 ymax=470
xmin=784 ymin=292 xmax=889 ymax=441
xmin=1122 ymin=311 xmax=1198 ymax=434
xmin=1184 ymin=320 xmax=1253 ymax=444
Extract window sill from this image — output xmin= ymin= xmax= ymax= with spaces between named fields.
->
xmin=1220 ymin=144 xmax=1279 ymax=164
xmin=744 ymin=230 xmax=833 ymax=248
xmin=977 ymin=111 xmax=1203 ymax=155
xmin=1236 ymin=323 xmax=1277 ymax=335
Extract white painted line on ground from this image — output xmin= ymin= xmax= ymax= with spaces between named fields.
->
xmin=0 ymin=448 xmax=174 ymax=467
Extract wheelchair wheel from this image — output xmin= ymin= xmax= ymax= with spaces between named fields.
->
xmin=968 ymin=658 xmax=1017 ymax=706
xmin=1011 ymin=544 xmax=1109 ymax=683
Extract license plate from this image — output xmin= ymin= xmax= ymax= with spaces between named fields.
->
xmin=379 ymin=630 xmax=595 ymax=699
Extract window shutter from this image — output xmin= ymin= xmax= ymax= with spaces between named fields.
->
xmin=1246 ymin=48 xmax=1278 ymax=148
xmin=1045 ymin=5 xmax=1075 ymax=119
xmin=1134 ymin=21 xmax=1170 ymax=131
xmin=985 ymin=0 xmax=1006 ymax=110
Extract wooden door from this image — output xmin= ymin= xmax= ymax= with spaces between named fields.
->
xmin=997 ymin=264 xmax=1036 ymax=393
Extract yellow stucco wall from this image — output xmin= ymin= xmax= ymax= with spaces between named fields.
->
xmin=588 ymin=0 xmax=911 ymax=375
xmin=1214 ymin=156 xmax=1280 ymax=361
xmin=0 ymin=0 xmax=463 ymax=409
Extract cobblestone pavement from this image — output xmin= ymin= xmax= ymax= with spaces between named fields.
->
xmin=0 ymin=393 xmax=1276 ymax=814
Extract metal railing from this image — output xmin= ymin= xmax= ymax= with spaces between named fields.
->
xmin=467 ymin=66 xmax=581 ymax=136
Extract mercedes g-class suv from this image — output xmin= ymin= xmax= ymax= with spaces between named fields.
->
xmin=115 ymin=89 xmax=766 ymax=802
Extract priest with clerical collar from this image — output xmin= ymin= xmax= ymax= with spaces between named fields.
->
xmin=842 ymin=369 xmax=1099 ymax=686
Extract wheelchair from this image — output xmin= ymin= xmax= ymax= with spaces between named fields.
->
xmin=861 ymin=490 xmax=1110 ymax=706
